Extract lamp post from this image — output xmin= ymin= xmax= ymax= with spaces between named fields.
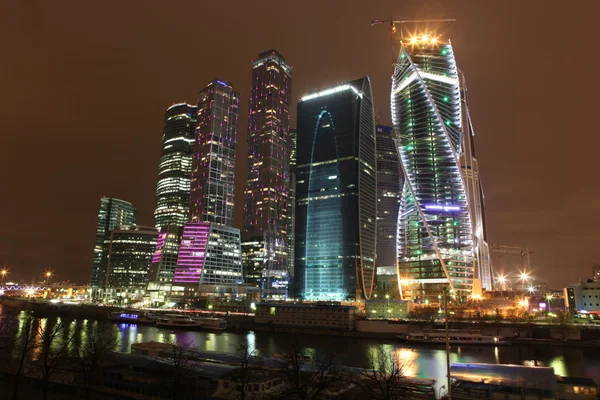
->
xmin=0 ymin=270 xmax=7 ymax=285
xmin=443 ymin=286 xmax=452 ymax=400
xmin=45 ymin=271 xmax=52 ymax=286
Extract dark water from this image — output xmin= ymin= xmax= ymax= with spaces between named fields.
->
xmin=5 ymin=310 xmax=600 ymax=391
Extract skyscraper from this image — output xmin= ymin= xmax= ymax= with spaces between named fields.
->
xmin=154 ymin=103 xmax=197 ymax=229
xmin=91 ymin=197 xmax=136 ymax=298
xmin=391 ymin=34 xmax=475 ymax=302
xmin=172 ymin=79 xmax=243 ymax=296
xmin=101 ymin=225 xmax=158 ymax=302
xmin=375 ymin=125 xmax=403 ymax=294
xmin=190 ymin=80 xmax=239 ymax=226
xmin=287 ymin=128 xmax=297 ymax=290
xmin=295 ymin=77 xmax=377 ymax=301
xmin=147 ymin=225 xmax=183 ymax=304
xmin=459 ymin=80 xmax=493 ymax=292
xmin=242 ymin=50 xmax=292 ymax=297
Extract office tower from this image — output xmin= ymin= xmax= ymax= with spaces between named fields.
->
xmin=459 ymin=82 xmax=493 ymax=292
xmin=173 ymin=79 xmax=243 ymax=296
xmin=172 ymin=222 xmax=243 ymax=295
xmin=101 ymin=225 xmax=158 ymax=301
xmin=287 ymin=128 xmax=297 ymax=290
xmin=154 ymin=103 xmax=197 ymax=229
xmin=391 ymin=34 xmax=474 ymax=302
xmin=375 ymin=125 xmax=403 ymax=295
xmin=242 ymin=50 xmax=292 ymax=297
xmin=147 ymin=225 xmax=183 ymax=304
xmin=91 ymin=197 xmax=136 ymax=298
xmin=189 ymin=80 xmax=239 ymax=225
xmin=295 ymin=77 xmax=377 ymax=301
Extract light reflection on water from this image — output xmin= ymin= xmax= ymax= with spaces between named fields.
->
xmin=4 ymin=311 xmax=600 ymax=390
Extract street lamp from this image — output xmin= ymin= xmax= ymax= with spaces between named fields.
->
xmin=0 ymin=269 xmax=7 ymax=285
xmin=496 ymin=275 xmax=507 ymax=290
xmin=45 ymin=271 xmax=52 ymax=286
xmin=520 ymin=272 xmax=530 ymax=282
xmin=546 ymin=294 xmax=553 ymax=313
xmin=527 ymin=286 xmax=536 ymax=294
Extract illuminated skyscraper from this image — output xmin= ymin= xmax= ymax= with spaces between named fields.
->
xmin=287 ymin=128 xmax=297 ymax=289
xmin=173 ymin=79 xmax=243 ymax=295
xmin=91 ymin=197 xmax=136 ymax=298
xmin=375 ymin=125 xmax=403 ymax=294
xmin=391 ymin=34 xmax=475 ymax=302
xmin=147 ymin=225 xmax=183 ymax=304
xmin=154 ymin=103 xmax=197 ymax=229
xmin=459 ymin=82 xmax=493 ymax=292
xmin=295 ymin=77 xmax=377 ymax=300
xmin=242 ymin=50 xmax=292 ymax=297
xmin=190 ymin=80 xmax=240 ymax=225
xmin=101 ymin=225 xmax=158 ymax=302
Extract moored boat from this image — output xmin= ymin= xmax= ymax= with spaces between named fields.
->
xmin=398 ymin=329 xmax=510 ymax=345
xmin=110 ymin=311 xmax=156 ymax=324
xmin=156 ymin=314 xmax=227 ymax=330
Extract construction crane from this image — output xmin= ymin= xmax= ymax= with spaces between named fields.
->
xmin=490 ymin=244 xmax=533 ymax=272
xmin=371 ymin=17 xmax=456 ymax=64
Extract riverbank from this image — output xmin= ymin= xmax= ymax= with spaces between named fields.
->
xmin=3 ymin=298 xmax=600 ymax=347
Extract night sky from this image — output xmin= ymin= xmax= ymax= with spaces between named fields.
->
xmin=1 ymin=0 xmax=598 ymax=288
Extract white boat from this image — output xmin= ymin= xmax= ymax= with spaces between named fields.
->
xmin=156 ymin=314 xmax=227 ymax=330
xmin=398 ymin=329 xmax=509 ymax=345
xmin=110 ymin=311 xmax=156 ymax=324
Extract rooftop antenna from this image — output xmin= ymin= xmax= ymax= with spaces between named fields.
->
xmin=371 ymin=18 xmax=456 ymax=65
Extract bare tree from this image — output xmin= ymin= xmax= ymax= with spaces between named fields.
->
xmin=31 ymin=318 xmax=76 ymax=400
xmin=407 ymin=306 xmax=438 ymax=331
xmin=278 ymin=344 xmax=341 ymax=400
xmin=237 ymin=344 xmax=254 ymax=400
xmin=0 ymin=314 xmax=15 ymax=357
xmin=506 ymin=308 xmax=530 ymax=338
xmin=352 ymin=347 xmax=412 ymax=400
xmin=157 ymin=340 xmax=195 ymax=400
xmin=12 ymin=312 xmax=37 ymax=400
xmin=551 ymin=311 xmax=573 ymax=340
xmin=75 ymin=321 xmax=118 ymax=400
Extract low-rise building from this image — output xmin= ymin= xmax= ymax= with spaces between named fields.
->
xmin=565 ymin=281 xmax=600 ymax=316
xmin=255 ymin=303 xmax=357 ymax=331
xmin=557 ymin=376 xmax=598 ymax=400
xmin=365 ymin=299 xmax=409 ymax=319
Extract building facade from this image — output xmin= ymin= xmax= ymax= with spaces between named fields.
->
xmin=190 ymin=80 xmax=240 ymax=226
xmin=565 ymin=281 xmax=600 ymax=315
xmin=173 ymin=79 xmax=243 ymax=297
xmin=101 ymin=225 xmax=158 ymax=301
xmin=242 ymin=50 xmax=292 ymax=298
xmin=154 ymin=103 xmax=197 ymax=229
xmin=172 ymin=222 xmax=242 ymax=297
xmin=459 ymin=78 xmax=493 ymax=292
xmin=593 ymin=264 xmax=600 ymax=283
xmin=295 ymin=77 xmax=377 ymax=300
xmin=147 ymin=225 xmax=183 ymax=304
xmin=391 ymin=34 xmax=474 ymax=302
xmin=91 ymin=197 xmax=136 ymax=298
xmin=375 ymin=125 xmax=402 ymax=296
xmin=287 ymin=128 xmax=297 ymax=292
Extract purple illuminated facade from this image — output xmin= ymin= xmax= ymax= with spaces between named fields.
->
xmin=173 ymin=222 xmax=210 ymax=284
xmin=242 ymin=50 xmax=292 ymax=297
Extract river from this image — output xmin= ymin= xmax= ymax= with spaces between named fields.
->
xmin=4 ymin=310 xmax=600 ymax=391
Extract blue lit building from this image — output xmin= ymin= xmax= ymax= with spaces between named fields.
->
xmin=295 ymin=77 xmax=377 ymax=300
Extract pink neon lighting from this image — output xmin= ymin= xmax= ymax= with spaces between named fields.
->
xmin=173 ymin=222 xmax=211 ymax=284
xmin=151 ymin=231 xmax=167 ymax=264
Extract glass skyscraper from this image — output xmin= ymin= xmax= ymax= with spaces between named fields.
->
xmin=173 ymin=79 xmax=243 ymax=295
xmin=91 ymin=197 xmax=136 ymax=298
xmin=375 ymin=125 xmax=403 ymax=294
xmin=242 ymin=50 xmax=292 ymax=297
xmin=287 ymin=128 xmax=297 ymax=290
xmin=391 ymin=34 xmax=475 ymax=302
xmin=154 ymin=103 xmax=197 ymax=229
xmin=190 ymin=80 xmax=239 ymax=226
xmin=295 ymin=77 xmax=377 ymax=301
xmin=101 ymin=225 xmax=158 ymax=302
